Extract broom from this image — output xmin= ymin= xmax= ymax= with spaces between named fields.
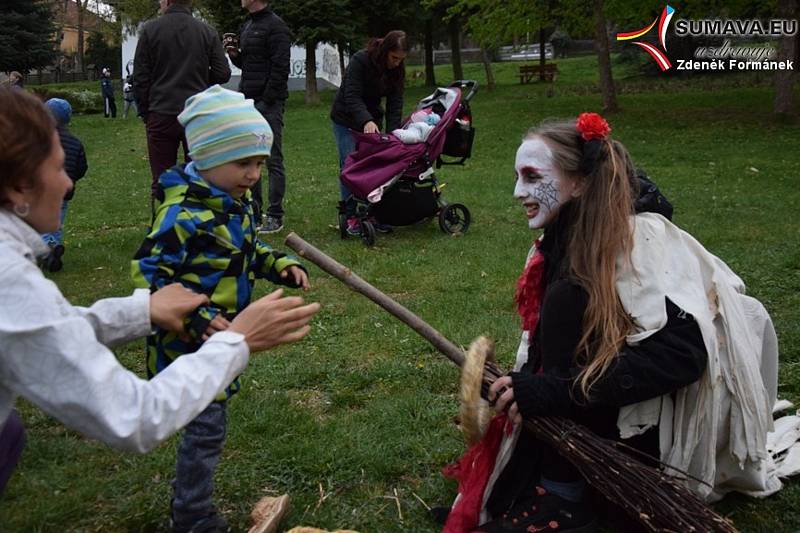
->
xmin=285 ymin=232 xmax=737 ymax=532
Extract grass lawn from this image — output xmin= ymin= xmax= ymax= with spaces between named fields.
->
xmin=2 ymin=55 xmax=799 ymax=531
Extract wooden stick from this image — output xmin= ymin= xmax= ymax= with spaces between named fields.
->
xmin=285 ymin=232 xmax=466 ymax=367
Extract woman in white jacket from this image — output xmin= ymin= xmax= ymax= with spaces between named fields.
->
xmin=0 ymin=86 xmax=319 ymax=494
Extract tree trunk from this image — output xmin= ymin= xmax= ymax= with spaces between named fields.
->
xmin=305 ymin=39 xmax=319 ymax=105
xmin=77 ymin=0 xmax=87 ymax=74
xmin=480 ymin=46 xmax=495 ymax=91
xmin=539 ymin=27 xmax=547 ymax=80
xmin=449 ymin=16 xmax=463 ymax=82
xmin=774 ymin=0 xmax=798 ymax=116
xmin=424 ymin=18 xmax=437 ymax=87
xmin=338 ymin=40 xmax=346 ymax=85
xmin=593 ymin=0 xmax=618 ymax=113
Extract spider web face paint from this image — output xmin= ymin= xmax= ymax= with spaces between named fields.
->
xmin=514 ymin=138 xmax=573 ymax=229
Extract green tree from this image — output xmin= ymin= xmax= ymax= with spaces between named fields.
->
xmin=0 ymin=0 xmax=57 ymax=73
xmin=195 ymin=0 xmax=247 ymax=35
xmin=279 ymin=0 xmax=356 ymax=104
xmin=85 ymin=31 xmax=121 ymax=73
xmin=773 ymin=0 xmax=797 ymax=116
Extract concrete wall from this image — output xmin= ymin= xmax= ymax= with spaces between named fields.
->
xmin=121 ymin=23 xmax=344 ymax=90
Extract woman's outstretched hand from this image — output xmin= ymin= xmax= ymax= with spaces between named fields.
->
xmin=489 ymin=375 xmax=523 ymax=425
xmin=150 ymin=283 xmax=210 ymax=333
xmin=363 ymin=121 xmax=379 ymax=134
xmin=230 ymin=289 xmax=320 ymax=352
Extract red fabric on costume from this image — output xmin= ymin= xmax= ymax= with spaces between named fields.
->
xmin=441 ymin=241 xmax=547 ymax=532
xmin=442 ymin=415 xmax=510 ymax=533
xmin=515 ymin=238 xmax=545 ymax=334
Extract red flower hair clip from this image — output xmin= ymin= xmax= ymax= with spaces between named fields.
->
xmin=576 ymin=112 xmax=611 ymax=141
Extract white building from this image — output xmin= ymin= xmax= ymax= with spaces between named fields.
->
xmin=121 ymin=24 xmax=344 ymax=90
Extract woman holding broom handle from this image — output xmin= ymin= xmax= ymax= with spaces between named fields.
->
xmin=444 ymin=113 xmax=782 ymax=532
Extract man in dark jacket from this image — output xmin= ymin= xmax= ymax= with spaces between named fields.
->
xmin=100 ymin=68 xmax=117 ymax=118
xmin=133 ymin=0 xmax=231 ymax=201
xmin=226 ymin=0 xmax=291 ymax=233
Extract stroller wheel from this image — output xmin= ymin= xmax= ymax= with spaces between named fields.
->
xmin=360 ymin=220 xmax=376 ymax=246
xmin=338 ymin=211 xmax=348 ymax=239
xmin=439 ymin=203 xmax=471 ymax=234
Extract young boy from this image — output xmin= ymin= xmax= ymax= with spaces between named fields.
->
xmin=131 ymin=85 xmax=309 ymax=533
xmin=42 ymin=98 xmax=88 ymax=272
xmin=122 ymin=74 xmax=137 ymax=119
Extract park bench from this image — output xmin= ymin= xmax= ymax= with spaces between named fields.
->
xmin=519 ymin=63 xmax=558 ymax=83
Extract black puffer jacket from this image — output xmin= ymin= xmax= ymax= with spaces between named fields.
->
xmin=330 ymin=49 xmax=404 ymax=132
xmin=230 ymin=7 xmax=291 ymax=104
xmin=57 ymin=126 xmax=87 ymax=201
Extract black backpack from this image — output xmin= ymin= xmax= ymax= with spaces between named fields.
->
xmin=634 ymin=170 xmax=674 ymax=220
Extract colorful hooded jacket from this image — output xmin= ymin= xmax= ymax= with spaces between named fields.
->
xmin=131 ymin=163 xmax=305 ymax=398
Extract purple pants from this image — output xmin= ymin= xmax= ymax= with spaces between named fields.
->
xmin=0 ymin=410 xmax=26 ymax=495
xmin=146 ymin=112 xmax=190 ymax=199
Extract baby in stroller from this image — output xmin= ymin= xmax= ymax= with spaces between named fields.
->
xmin=338 ymin=80 xmax=478 ymax=246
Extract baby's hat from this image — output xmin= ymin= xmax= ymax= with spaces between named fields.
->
xmin=178 ymin=85 xmax=273 ymax=170
xmin=45 ymin=98 xmax=72 ymax=126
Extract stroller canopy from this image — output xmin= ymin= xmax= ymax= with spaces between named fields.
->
xmin=341 ymin=87 xmax=463 ymax=202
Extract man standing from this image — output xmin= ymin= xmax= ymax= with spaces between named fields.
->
xmin=100 ymin=68 xmax=117 ymax=118
xmin=134 ymin=0 xmax=231 ymax=201
xmin=226 ymin=0 xmax=291 ymax=233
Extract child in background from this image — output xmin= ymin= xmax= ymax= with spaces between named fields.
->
xmin=41 ymin=98 xmax=87 ymax=272
xmin=122 ymin=74 xmax=137 ymax=119
xmin=131 ymin=85 xmax=310 ymax=532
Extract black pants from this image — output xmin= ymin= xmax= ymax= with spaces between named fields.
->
xmin=0 ymin=410 xmax=26 ymax=496
xmin=104 ymin=95 xmax=116 ymax=118
xmin=251 ymin=101 xmax=286 ymax=220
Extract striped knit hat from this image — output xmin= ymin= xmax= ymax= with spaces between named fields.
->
xmin=178 ymin=85 xmax=273 ymax=170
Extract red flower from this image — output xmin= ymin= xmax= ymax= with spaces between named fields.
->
xmin=576 ymin=112 xmax=611 ymax=141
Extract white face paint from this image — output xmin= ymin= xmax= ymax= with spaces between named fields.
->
xmin=513 ymin=137 xmax=573 ymax=229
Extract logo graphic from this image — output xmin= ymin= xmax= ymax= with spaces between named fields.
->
xmin=617 ymin=5 xmax=675 ymax=71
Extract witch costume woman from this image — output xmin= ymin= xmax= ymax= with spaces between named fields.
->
xmin=442 ymin=114 xmax=787 ymax=533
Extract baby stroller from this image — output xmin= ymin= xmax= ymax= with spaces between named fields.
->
xmin=339 ymin=80 xmax=478 ymax=246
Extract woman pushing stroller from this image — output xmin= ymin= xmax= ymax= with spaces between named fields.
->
xmin=330 ymin=30 xmax=408 ymax=236
xmin=443 ymin=113 xmax=783 ymax=532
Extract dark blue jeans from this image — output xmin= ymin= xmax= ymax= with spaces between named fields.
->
xmin=332 ymin=121 xmax=357 ymax=214
xmin=41 ymin=201 xmax=69 ymax=247
xmin=171 ymin=401 xmax=227 ymax=527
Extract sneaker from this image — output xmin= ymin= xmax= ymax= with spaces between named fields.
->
xmin=471 ymin=486 xmax=597 ymax=533
xmin=368 ymin=216 xmax=393 ymax=233
xmin=258 ymin=215 xmax=283 ymax=234
xmin=345 ymin=217 xmax=362 ymax=236
xmin=43 ymin=244 xmax=65 ymax=273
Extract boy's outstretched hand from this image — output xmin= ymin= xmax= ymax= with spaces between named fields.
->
xmin=281 ymin=265 xmax=310 ymax=290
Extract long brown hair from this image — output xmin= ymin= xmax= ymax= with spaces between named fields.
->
xmin=526 ymin=119 xmax=637 ymax=397
xmin=0 ymin=87 xmax=55 ymax=208
xmin=367 ymin=30 xmax=409 ymax=92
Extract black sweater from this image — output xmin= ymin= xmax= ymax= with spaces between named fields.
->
xmin=133 ymin=5 xmax=231 ymax=116
xmin=510 ymin=204 xmax=708 ymax=421
xmin=330 ymin=50 xmax=404 ymax=132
